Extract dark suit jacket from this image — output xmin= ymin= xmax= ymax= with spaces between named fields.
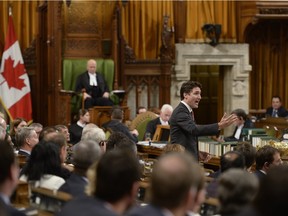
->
xmin=266 ymin=106 xmax=288 ymax=117
xmin=58 ymin=173 xmax=87 ymax=198
xmin=56 ymin=195 xmax=118 ymax=216
xmin=126 ymin=204 xmax=165 ymax=216
xmin=17 ymin=150 xmax=30 ymax=160
xmin=102 ymin=120 xmax=138 ymax=143
xmin=253 ymin=169 xmax=266 ymax=180
xmin=145 ymin=117 xmax=161 ymax=139
xmin=170 ymin=102 xmax=219 ymax=160
xmin=0 ymin=196 xmax=26 ymax=216
xmin=75 ymin=71 xmax=110 ymax=97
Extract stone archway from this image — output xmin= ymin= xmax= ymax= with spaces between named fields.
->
xmin=172 ymin=43 xmax=252 ymax=135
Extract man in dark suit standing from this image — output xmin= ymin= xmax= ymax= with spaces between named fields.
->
xmin=0 ymin=140 xmax=26 ymax=216
xmin=145 ymin=104 xmax=173 ymax=139
xmin=170 ymin=81 xmax=237 ymax=161
xmin=75 ymin=59 xmax=113 ymax=109
xmin=265 ymin=95 xmax=288 ymax=118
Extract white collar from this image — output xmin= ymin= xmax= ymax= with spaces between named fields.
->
xmin=181 ymin=101 xmax=192 ymax=113
xmin=160 ymin=118 xmax=169 ymax=125
xmin=77 ymin=121 xmax=86 ymax=128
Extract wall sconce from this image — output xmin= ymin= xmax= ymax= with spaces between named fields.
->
xmin=202 ymin=24 xmax=222 ymax=46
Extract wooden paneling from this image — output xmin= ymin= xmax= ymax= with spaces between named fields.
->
xmin=63 ymin=1 xmax=116 ymax=58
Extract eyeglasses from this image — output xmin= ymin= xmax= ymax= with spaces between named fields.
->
xmin=99 ymin=140 xmax=107 ymax=147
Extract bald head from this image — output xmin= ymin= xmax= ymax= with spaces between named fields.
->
xmin=87 ymin=59 xmax=97 ymax=74
xmin=150 ymin=152 xmax=205 ymax=209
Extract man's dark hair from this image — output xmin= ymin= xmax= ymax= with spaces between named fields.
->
xmin=106 ymin=131 xmax=136 ymax=153
xmin=180 ymin=81 xmax=202 ymax=100
xmin=39 ymin=126 xmax=58 ymax=141
xmin=272 ymin=95 xmax=281 ymax=102
xmin=231 ymin=108 xmax=248 ymax=121
xmin=94 ymin=149 xmax=141 ymax=202
xmin=220 ymin=151 xmax=245 ymax=173
xmin=0 ymin=140 xmax=15 ymax=184
xmin=111 ymin=107 xmax=123 ymax=120
xmin=136 ymin=106 xmax=146 ymax=114
xmin=235 ymin=142 xmax=256 ymax=169
xmin=255 ymin=145 xmax=280 ymax=170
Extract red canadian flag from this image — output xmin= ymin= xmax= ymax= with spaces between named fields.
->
xmin=0 ymin=14 xmax=32 ymax=122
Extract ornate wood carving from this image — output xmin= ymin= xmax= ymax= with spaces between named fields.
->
xmin=124 ymin=41 xmax=136 ymax=63
xmin=160 ymin=15 xmax=174 ymax=63
xmin=22 ymin=39 xmax=36 ymax=74
xmin=63 ymin=1 xmax=103 ymax=58
xmin=255 ymin=1 xmax=288 ymax=19
xmin=65 ymin=2 xmax=101 ymax=35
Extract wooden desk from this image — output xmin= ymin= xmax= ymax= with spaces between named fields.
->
xmin=31 ymin=187 xmax=72 ymax=202
xmin=255 ymin=117 xmax=288 ymax=130
xmin=89 ymin=106 xmax=130 ymax=127
xmin=202 ymin=156 xmax=220 ymax=172
xmin=254 ymin=117 xmax=288 ymax=138
xmin=137 ymin=142 xmax=166 ymax=158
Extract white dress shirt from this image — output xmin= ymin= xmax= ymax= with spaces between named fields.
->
xmin=88 ymin=73 xmax=97 ymax=86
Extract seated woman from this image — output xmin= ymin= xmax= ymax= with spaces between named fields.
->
xmin=69 ymin=109 xmax=90 ymax=145
xmin=19 ymin=140 xmax=65 ymax=191
xmin=9 ymin=117 xmax=28 ymax=149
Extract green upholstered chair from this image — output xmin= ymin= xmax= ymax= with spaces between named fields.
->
xmin=62 ymin=58 xmax=117 ymax=114
xmin=130 ymin=111 xmax=158 ymax=141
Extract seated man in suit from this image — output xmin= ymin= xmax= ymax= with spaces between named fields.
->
xmin=57 ymin=149 xmax=141 ymax=216
xmin=59 ymin=140 xmax=101 ymax=197
xmin=75 ymin=59 xmax=113 ymax=109
xmin=0 ymin=140 xmax=26 ymax=216
xmin=102 ymin=106 xmax=138 ymax=143
xmin=224 ymin=108 xmax=254 ymax=142
xmin=266 ymin=95 xmax=288 ymax=117
xmin=145 ymin=104 xmax=173 ymax=139
xmin=206 ymin=151 xmax=245 ymax=198
xmin=127 ymin=152 xmax=206 ymax=216
xmin=253 ymin=145 xmax=282 ymax=181
xmin=17 ymin=127 xmax=39 ymax=160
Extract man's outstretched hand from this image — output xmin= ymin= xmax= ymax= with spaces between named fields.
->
xmin=218 ymin=113 xmax=238 ymax=130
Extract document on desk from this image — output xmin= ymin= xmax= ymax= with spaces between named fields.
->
xmin=137 ymin=141 xmax=167 ymax=148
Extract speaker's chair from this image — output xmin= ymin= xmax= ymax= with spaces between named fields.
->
xmin=60 ymin=58 xmax=129 ymax=126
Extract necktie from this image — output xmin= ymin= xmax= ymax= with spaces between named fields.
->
xmin=272 ymin=109 xmax=278 ymax=117
xmin=191 ymin=111 xmax=195 ymax=121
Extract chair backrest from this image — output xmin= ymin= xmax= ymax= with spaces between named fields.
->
xmin=62 ymin=58 xmax=114 ymax=92
xmin=130 ymin=111 xmax=158 ymax=141
xmin=152 ymin=125 xmax=170 ymax=142
xmin=62 ymin=58 xmax=115 ymax=114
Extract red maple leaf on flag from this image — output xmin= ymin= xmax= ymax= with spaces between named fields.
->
xmin=2 ymin=56 xmax=26 ymax=90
